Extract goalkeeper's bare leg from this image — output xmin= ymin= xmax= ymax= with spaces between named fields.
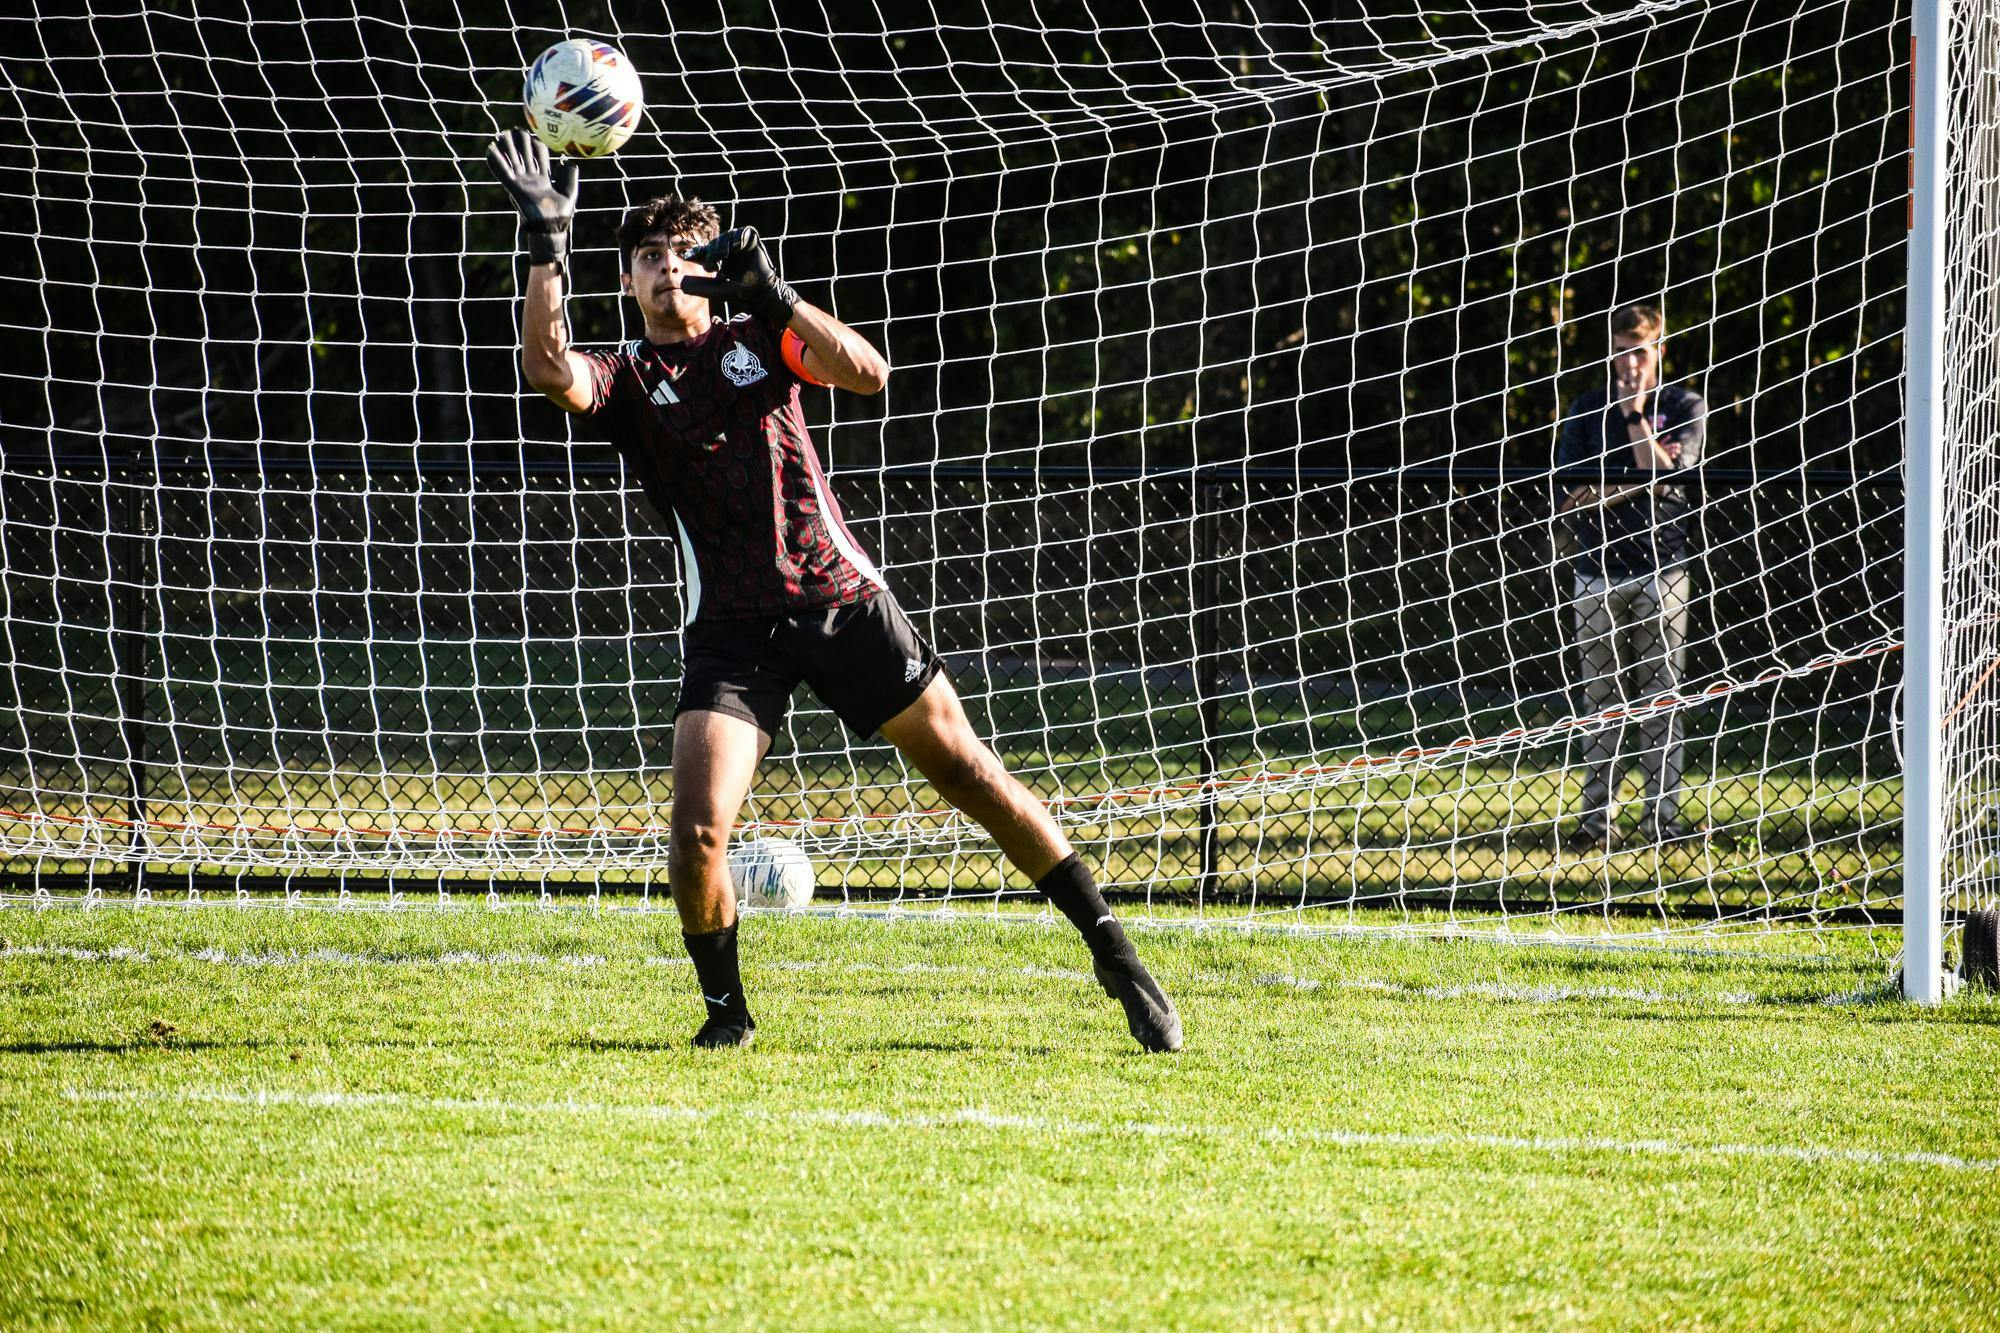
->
xmin=667 ymin=709 xmax=768 ymax=1048
xmin=879 ymin=676 xmax=1183 ymax=1052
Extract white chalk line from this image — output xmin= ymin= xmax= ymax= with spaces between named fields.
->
xmin=0 ymin=942 xmax=1897 ymax=1007
xmin=0 ymin=942 xmax=1088 ymax=983
xmin=0 ymin=943 xmax=657 ymax=970
xmin=57 ymin=1086 xmax=1997 ymax=1174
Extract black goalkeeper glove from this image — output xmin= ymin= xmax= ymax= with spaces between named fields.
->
xmin=679 ymin=227 xmax=800 ymax=329
xmin=485 ymin=128 xmax=580 ymax=271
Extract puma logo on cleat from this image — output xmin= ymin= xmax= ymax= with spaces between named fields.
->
xmin=904 ymin=657 xmax=923 ymax=682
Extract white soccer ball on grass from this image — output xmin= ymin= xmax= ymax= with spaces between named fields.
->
xmin=727 ymin=836 xmax=816 ymax=912
xmin=523 ymin=38 xmax=644 ymax=159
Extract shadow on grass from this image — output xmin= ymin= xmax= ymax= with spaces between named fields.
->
xmin=859 ymin=1037 xmax=984 ymax=1053
xmin=565 ymin=1036 xmax=684 ymax=1054
xmin=0 ymin=1038 xmax=249 ymax=1055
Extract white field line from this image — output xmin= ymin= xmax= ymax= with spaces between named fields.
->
xmin=0 ymin=897 xmax=1879 ymax=967
xmin=0 ymin=941 xmax=1898 ymax=1006
xmin=59 ymin=1085 xmax=1999 ymax=1175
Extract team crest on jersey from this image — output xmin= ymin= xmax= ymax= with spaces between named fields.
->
xmin=720 ymin=344 xmax=767 ymax=387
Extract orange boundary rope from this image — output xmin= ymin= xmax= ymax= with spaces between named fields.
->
xmin=0 ymin=640 xmax=1902 ymax=847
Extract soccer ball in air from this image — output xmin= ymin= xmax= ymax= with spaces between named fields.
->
xmin=523 ymin=39 xmax=644 ymax=158
xmin=728 ymin=837 xmax=816 ymax=912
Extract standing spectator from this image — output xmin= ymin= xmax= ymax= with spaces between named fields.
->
xmin=1557 ymin=303 xmax=1706 ymax=850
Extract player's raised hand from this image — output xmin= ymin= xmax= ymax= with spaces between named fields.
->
xmin=485 ymin=128 xmax=581 ymax=269
xmin=679 ymin=227 xmax=800 ymax=329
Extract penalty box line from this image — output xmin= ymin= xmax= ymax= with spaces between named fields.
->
xmin=59 ymin=1086 xmax=2000 ymax=1176
xmin=0 ymin=940 xmax=1893 ymax=1006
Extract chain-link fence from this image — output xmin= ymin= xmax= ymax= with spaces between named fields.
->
xmin=1 ymin=457 xmax=1900 ymax=919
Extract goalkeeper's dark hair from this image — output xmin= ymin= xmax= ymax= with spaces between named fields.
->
xmin=617 ymin=196 xmax=721 ymax=272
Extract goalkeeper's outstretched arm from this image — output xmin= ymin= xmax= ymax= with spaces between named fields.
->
xmin=786 ymin=299 xmax=888 ymax=396
xmin=520 ymin=262 xmax=593 ymax=413
xmin=486 ymin=129 xmax=595 ymax=413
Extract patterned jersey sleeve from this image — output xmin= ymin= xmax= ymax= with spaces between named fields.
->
xmin=727 ymin=315 xmax=830 ymax=390
xmin=779 ymin=328 xmax=831 ymax=387
xmin=571 ymin=345 xmax=636 ymax=439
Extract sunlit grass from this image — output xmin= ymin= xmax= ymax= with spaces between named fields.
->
xmin=0 ymin=907 xmax=1991 ymax=1328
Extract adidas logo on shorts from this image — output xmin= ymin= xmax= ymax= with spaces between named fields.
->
xmin=904 ymin=657 xmax=923 ymax=682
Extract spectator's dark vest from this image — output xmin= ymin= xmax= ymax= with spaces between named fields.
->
xmin=1556 ymin=383 xmax=1706 ymax=580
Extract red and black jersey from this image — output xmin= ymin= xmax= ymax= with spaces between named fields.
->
xmin=575 ymin=315 xmax=886 ymax=624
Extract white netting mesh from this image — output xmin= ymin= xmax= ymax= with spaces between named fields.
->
xmin=0 ymin=2 xmax=1914 ymax=939
xmin=1941 ymin=2 xmax=2000 ymax=933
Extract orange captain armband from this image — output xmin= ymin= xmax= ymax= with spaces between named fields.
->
xmin=780 ymin=329 xmax=831 ymax=387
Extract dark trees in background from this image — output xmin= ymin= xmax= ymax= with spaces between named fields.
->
xmin=2 ymin=1 xmax=1904 ymax=474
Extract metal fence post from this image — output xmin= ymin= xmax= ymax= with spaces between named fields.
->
xmin=118 ymin=457 xmax=153 ymax=895
xmin=1196 ymin=468 xmax=1221 ymax=905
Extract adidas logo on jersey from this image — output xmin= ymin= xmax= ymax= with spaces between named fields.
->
xmin=721 ymin=344 xmax=767 ymax=387
xmin=650 ymin=376 xmax=680 ymax=406
xmin=904 ymin=657 xmax=924 ymax=682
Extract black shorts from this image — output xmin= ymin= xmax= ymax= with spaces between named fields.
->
xmin=675 ymin=591 xmax=946 ymax=739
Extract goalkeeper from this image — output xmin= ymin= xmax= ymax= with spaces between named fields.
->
xmin=486 ymin=130 xmax=1181 ymax=1052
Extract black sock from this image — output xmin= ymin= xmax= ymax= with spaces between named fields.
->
xmin=683 ymin=924 xmax=752 ymax=1024
xmin=1035 ymin=854 xmax=1140 ymax=972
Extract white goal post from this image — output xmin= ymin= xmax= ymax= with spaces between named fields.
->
xmin=0 ymin=2 xmax=1986 ymax=975
xmin=1909 ymin=0 xmax=2000 ymax=999
xmin=1904 ymin=0 xmax=1948 ymax=1002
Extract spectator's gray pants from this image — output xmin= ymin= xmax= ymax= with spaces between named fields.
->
xmin=1571 ymin=569 xmax=1690 ymax=833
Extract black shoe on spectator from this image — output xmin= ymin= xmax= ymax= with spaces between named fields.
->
xmin=1564 ymin=823 xmax=1610 ymax=854
xmin=1642 ymin=818 xmax=1704 ymax=846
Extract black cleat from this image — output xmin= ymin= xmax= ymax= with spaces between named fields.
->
xmin=1094 ymin=958 xmax=1184 ymax=1053
xmin=692 ymin=1014 xmax=756 ymax=1049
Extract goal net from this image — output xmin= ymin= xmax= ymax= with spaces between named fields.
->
xmin=0 ymin=1 xmax=1934 ymax=948
xmin=1934 ymin=0 xmax=2000 ymax=979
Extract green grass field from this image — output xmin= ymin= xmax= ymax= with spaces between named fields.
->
xmin=2 ymin=906 xmax=1995 ymax=1329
